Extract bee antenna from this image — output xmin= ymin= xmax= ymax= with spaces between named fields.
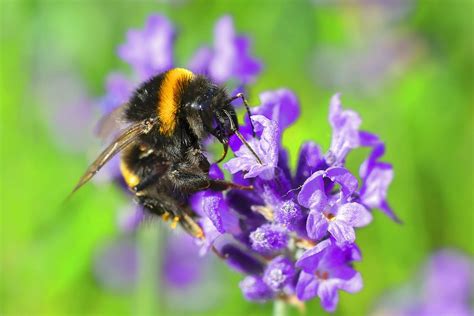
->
xmin=229 ymin=93 xmax=256 ymax=137
xmin=222 ymin=109 xmax=262 ymax=164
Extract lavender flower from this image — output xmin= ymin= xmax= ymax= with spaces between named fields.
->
xmin=371 ymin=250 xmax=474 ymax=316
xmin=296 ymin=240 xmax=362 ymax=312
xmin=118 ymin=14 xmax=175 ymax=80
xmin=224 ymin=115 xmax=280 ymax=180
xmin=200 ymin=92 xmax=396 ymax=312
xmin=240 ymin=275 xmax=275 ymax=302
xmin=263 ymin=256 xmax=296 ymax=291
xmin=249 ymin=224 xmax=288 ymax=255
xmin=298 ymin=167 xmax=372 ymax=245
xmin=208 ymin=16 xmax=262 ymax=84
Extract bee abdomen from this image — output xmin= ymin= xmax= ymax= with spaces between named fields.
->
xmin=120 ymin=159 xmax=140 ymax=189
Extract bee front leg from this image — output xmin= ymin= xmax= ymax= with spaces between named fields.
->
xmin=208 ymin=180 xmax=253 ymax=191
xmin=168 ymin=165 xmax=252 ymax=194
xmin=136 ymin=193 xmax=203 ymax=239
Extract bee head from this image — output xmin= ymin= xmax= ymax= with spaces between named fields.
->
xmin=184 ymin=77 xmax=237 ymax=143
xmin=184 ymin=76 xmax=260 ymax=163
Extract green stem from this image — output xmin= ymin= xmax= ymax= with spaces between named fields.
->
xmin=135 ymin=226 xmax=162 ymax=315
xmin=273 ymin=300 xmax=287 ymax=316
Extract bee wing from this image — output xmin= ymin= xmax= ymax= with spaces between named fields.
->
xmin=95 ymin=103 xmax=129 ymax=141
xmin=70 ymin=118 xmax=156 ymax=196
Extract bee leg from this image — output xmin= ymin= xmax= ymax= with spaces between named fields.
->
xmin=208 ymin=180 xmax=253 ymax=191
xmin=168 ymin=164 xmax=212 ymax=193
xmin=134 ymin=195 xmax=166 ymax=216
xmin=136 ymin=193 xmax=204 ymax=239
xmin=169 ymin=164 xmax=253 ymax=193
xmin=132 ymin=173 xmax=161 ymax=192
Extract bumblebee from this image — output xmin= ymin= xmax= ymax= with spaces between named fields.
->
xmin=71 ymin=68 xmax=261 ymax=238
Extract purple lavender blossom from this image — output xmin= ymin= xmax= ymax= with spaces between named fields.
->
xmin=274 ymin=200 xmax=304 ymax=231
xmin=224 ymin=115 xmax=280 ymax=180
xmin=117 ymin=205 xmax=145 ymax=233
xmin=217 ymin=93 xmax=395 ymax=311
xmin=188 ymin=15 xmax=262 ymax=86
xmin=240 ymin=275 xmax=275 ymax=301
xmin=190 ymin=165 xmax=240 ymax=234
xmin=298 ymin=167 xmax=372 ymax=245
xmin=249 ymin=224 xmax=289 ymax=255
xmin=100 ymin=73 xmax=133 ymax=114
xmin=208 ymin=16 xmax=262 ymax=84
xmin=371 ymin=249 xmax=473 ymax=316
xmin=34 ymin=71 xmax=97 ymax=153
xmin=359 ymin=132 xmax=400 ymax=221
xmin=326 ymin=93 xmax=362 ymax=165
xmin=263 ymin=256 xmax=296 ymax=291
xmin=229 ymin=89 xmax=300 ymax=151
xmin=93 ymin=239 xmax=138 ymax=292
xmin=118 ymin=15 xmax=175 ymax=80
xmin=295 ymin=240 xmax=363 ymax=312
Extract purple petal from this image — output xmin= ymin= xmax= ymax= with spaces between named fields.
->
xmin=189 ymin=191 xmax=206 ymax=217
xmin=100 ymin=73 xmax=133 ymax=113
xmin=306 ymin=211 xmax=329 ymax=241
xmin=296 ymin=271 xmax=320 ymax=301
xmin=328 ymin=221 xmax=356 ymax=245
xmin=274 ymin=200 xmax=304 ymax=231
xmin=298 ymin=170 xmax=327 ymax=211
xmin=209 ymin=16 xmax=262 ymax=84
xmin=319 ymin=241 xmax=360 ymax=269
xmin=249 ymin=224 xmax=288 ymax=254
xmin=263 ymin=256 xmax=296 ymax=291
xmin=162 ymin=232 xmax=205 ymax=289
xmin=278 ymin=148 xmax=293 ymax=183
xmin=187 ymin=46 xmax=212 ymax=75
xmin=359 ymin=140 xmax=387 ymax=179
xmin=196 ymin=191 xmax=239 ymax=234
xmin=317 ymin=281 xmax=339 ymax=312
xmin=196 ymin=218 xmax=221 ymax=255
xmin=224 ymin=115 xmax=279 ymax=180
xmin=358 ymin=130 xmax=383 ymax=150
xmin=117 ymin=205 xmax=145 ymax=232
xmin=336 ymin=271 xmax=363 ymax=293
xmin=336 ymin=202 xmax=373 ymax=227
xmin=240 ymin=275 xmax=274 ymax=302
xmin=253 ymin=174 xmax=292 ymax=209
xmin=93 ymin=239 xmax=138 ymax=291
xmin=118 ymin=14 xmax=175 ymax=79
xmin=326 ymin=167 xmax=359 ymax=196
xmin=213 ymin=240 xmax=264 ymax=275
xmin=345 ymin=243 xmax=362 ymax=262
xmin=225 ymin=189 xmax=265 ymax=223
xmin=251 ymin=89 xmax=300 ymax=131
xmin=295 ymin=239 xmax=332 ymax=273
xmin=295 ymin=141 xmax=326 ymax=186
xmin=208 ymin=163 xmax=224 ymax=180
xmin=360 ymin=162 xmax=400 ymax=221
xmin=423 ymin=250 xmax=474 ymax=304
xmin=327 ymin=93 xmax=361 ymax=165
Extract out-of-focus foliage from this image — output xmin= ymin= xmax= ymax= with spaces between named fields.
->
xmin=1 ymin=1 xmax=472 ymax=315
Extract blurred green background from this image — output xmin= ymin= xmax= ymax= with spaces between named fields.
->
xmin=1 ymin=0 xmax=473 ymax=315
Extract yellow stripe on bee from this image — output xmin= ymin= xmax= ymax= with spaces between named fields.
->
xmin=158 ymin=68 xmax=194 ymax=135
xmin=120 ymin=160 xmax=140 ymax=188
